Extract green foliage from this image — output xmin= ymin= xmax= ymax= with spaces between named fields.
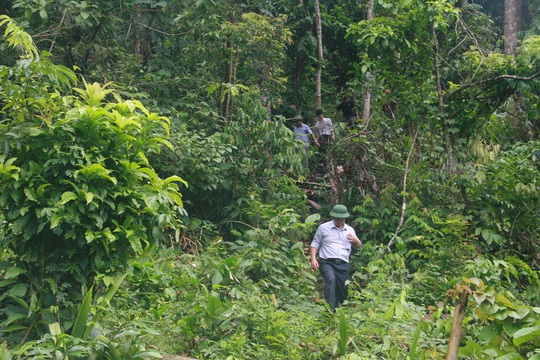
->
xmin=222 ymin=12 xmax=291 ymax=98
xmin=0 ymin=19 xmax=185 ymax=345
xmin=0 ymin=15 xmax=37 ymax=59
xmin=226 ymin=201 xmax=318 ymax=296
xmin=1 ymin=1 xmax=539 ymax=359
xmin=1 ymin=76 xmax=186 ymax=281
xmin=150 ymin=123 xmax=236 ymax=221
xmin=457 ymin=277 xmax=540 ymax=359
xmin=464 ymin=141 xmax=540 ymax=262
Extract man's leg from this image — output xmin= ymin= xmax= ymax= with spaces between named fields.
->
xmin=302 ymin=147 xmax=309 ymax=168
xmin=319 ymin=261 xmax=337 ymax=311
xmin=334 ymin=262 xmax=350 ymax=307
xmin=319 ymin=135 xmax=330 ymax=156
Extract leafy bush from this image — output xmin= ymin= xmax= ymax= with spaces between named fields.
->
xmin=465 ymin=141 xmax=540 ymax=263
xmin=0 ymin=16 xmax=185 ymax=343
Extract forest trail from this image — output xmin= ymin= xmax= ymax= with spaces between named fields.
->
xmin=163 ymin=354 xmax=198 ymax=360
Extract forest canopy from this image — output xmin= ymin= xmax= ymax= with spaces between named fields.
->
xmin=1 ymin=0 xmax=539 ymax=359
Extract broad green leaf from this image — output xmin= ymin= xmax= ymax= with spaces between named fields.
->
xmin=212 ymin=270 xmax=223 ymax=285
xmin=57 ymin=191 xmax=78 ymax=205
xmin=478 ymin=324 xmax=499 ymax=342
xmin=512 ymin=325 xmax=540 ymax=347
xmin=206 ymin=295 xmax=222 ymax=317
xmin=0 ymin=279 xmax=16 ymax=288
xmin=4 ymin=267 xmax=26 ymax=279
xmin=496 ymin=293 xmax=515 ymax=309
xmin=103 ymin=273 xmax=128 ymax=304
xmin=262 ymin=208 xmax=278 ymax=219
xmin=11 ymin=216 xmax=29 ymax=234
xmin=305 ymin=213 xmax=320 ymax=224
xmin=28 ymin=292 xmax=37 ymax=317
xmin=84 ymin=191 xmax=94 ymax=204
xmin=475 ymin=306 xmax=489 ymax=321
xmin=493 ymin=310 xmax=509 ymax=321
xmin=72 ymin=287 xmax=93 ymax=339
xmin=473 ymin=291 xmax=486 ymax=304
xmin=50 ymin=215 xmax=62 ymax=229
xmin=28 ymin=127 xmax=46 ymax=136
xmin=49 ymin=322 xmax=62 ymax=336
xmin=24 ymin=188 xmax=37 ymax=202
xmin=9 ymin=283 xmax=27 ymax=298
xmin=509 ymin=306 xmax=531 ymax=319
xmin=1 ymin=313 xmax=27 ymax=326
xmin=409 ymin=319 xmax=423 ymax=357
xmin=494 ymin=352 xmax=522 ymax=360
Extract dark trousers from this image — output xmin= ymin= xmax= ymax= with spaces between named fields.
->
xmin=318 ymin=135 xmax=331 ymax=155
xmin=319 ymin=259 xmax=350 ymax=311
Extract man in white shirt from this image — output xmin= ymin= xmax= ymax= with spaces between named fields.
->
xmin=309 ymin=204 xmax=361 ymax=311
xmin=314 ymin=109 xmax=334 ymax=155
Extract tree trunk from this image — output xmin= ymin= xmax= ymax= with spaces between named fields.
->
xmin=314 ymin=0 xmax=323 ymax=109
xmin=432 ymin=25 xmax=455 ymax=181
xmin=504 ymin=0 xmax=521 ymax=56
xmin=361 ymin=0 xmax=375 ymax=121
xmin=504 ymin=0 xmax=522 ymax=132
xmin=223 ymin=44 xmax=234 ymax=119
xmin=445 ymin=289 xmax=469 ymax=360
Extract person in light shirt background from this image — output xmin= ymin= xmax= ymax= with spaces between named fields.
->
xmin=314 ymin=109 xmax=334 ymax=155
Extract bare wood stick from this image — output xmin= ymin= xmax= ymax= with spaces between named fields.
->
xmin=445 ymin=289 xmax=469 ymax=360
xmin=383 ymin=122 xmax=421 ymax=254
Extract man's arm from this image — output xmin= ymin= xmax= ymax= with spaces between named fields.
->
xmin=347 ymin=231 xmax=362 ymax=249
xmin=311 ymin=133 xmax=319 ymax=146
xmin=309 ymin=246 xmax=319 ymax=270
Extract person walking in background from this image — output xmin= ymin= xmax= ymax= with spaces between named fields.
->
xmin=314 ymin=109 xmax=334 ymax=155
xmin=293 ymin=114 xmax=319 ymax=149
xmin=293 ymin=114 xmax=319 ymax=168
xmin=309 ymin=204 xmax=362 ymax=312
xmin=336 ymin=97 xmax=357 ymax=127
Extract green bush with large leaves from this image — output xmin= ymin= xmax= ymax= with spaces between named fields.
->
xmin=0 ymin=15 xmax=185 ymax=341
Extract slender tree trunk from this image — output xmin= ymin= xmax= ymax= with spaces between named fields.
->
xmin=223 ymin=43 xmax=234 ymax=119
xmin=445 ymin=289 xmax=469 ymax=360
xmin=504 ymin=0 xmax=521 ymax=56
xmin=361 ymin=0 xmax=375 ymax=121
xmin=504 ymin=0 xmax=522 ymax=131
xmin=384 ymin=121 xmax=421 ymax=254
xmin=432 ymin=25 xmax=455 ymax=179
xmin=314 ymin=0 xmax=323 ymax=109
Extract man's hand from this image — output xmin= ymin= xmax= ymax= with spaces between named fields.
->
xmin=347 ymin=234 xmax=362 ymax=248
xmin=310 ymin=258 xmax=319 ymax=271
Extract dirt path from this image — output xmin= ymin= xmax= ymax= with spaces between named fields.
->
xmin=162 ymin=354 xmax=198 ymax=360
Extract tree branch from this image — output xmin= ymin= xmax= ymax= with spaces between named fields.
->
xmin=446 ymin=71 xmax=540 ymax=100
xmin=383 ymin=121 xmax=421 ymax=255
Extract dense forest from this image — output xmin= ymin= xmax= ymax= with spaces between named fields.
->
xmin=1 ymin=0 xmax=539 ymax=359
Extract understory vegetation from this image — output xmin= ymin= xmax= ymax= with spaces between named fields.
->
xmin=1 ymin=0 xmax=540 ymax=359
